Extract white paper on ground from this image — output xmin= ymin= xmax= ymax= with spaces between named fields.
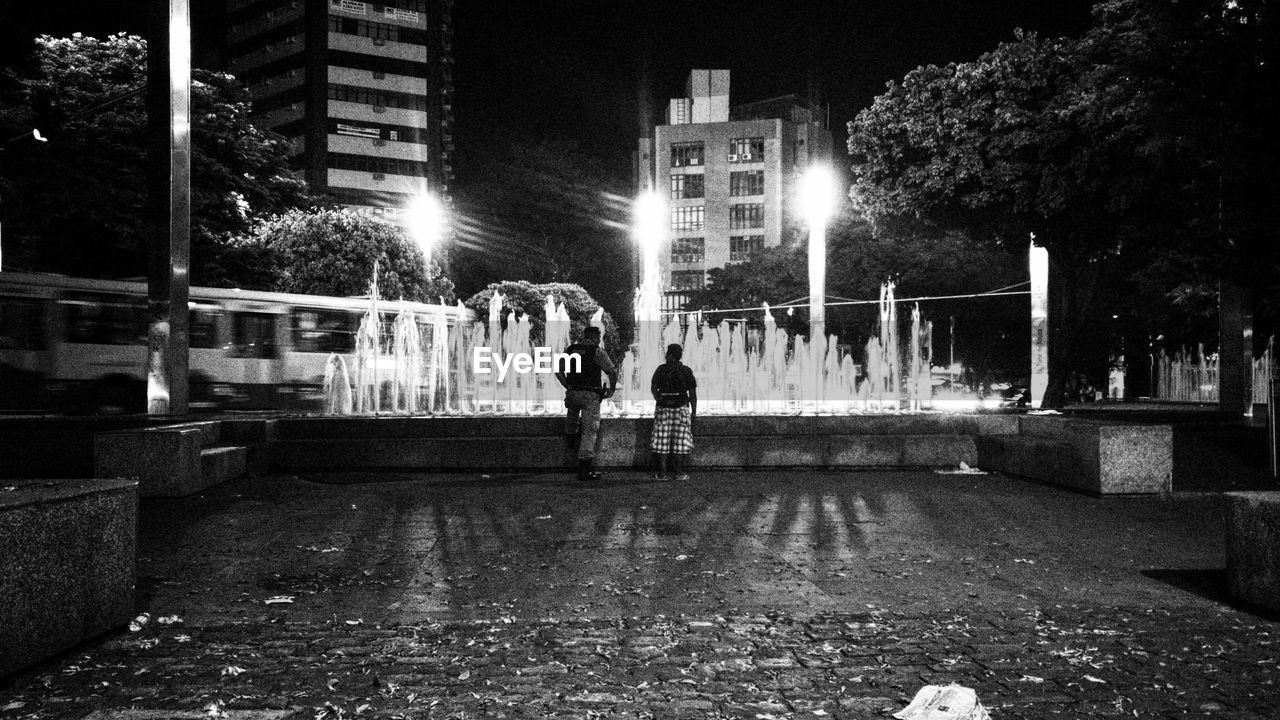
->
xmin=892 ymin=684 xmax=992 ymax=720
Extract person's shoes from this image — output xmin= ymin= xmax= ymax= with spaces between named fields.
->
xmin=673 ymin=473 xmax=690 ymax=481
xmin=577 ymin=458 xmax=603 ymax=481
xmin=650 ymin=472 xmax=669 ymax=481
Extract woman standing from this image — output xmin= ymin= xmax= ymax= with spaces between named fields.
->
xmin=650 ymin=343 xmax=697 ymax=480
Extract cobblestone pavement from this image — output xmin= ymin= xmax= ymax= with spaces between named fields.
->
xmin=1 ymin=470 xmax=1276 ymax=719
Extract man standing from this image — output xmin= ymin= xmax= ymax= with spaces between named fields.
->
xmin=555 ymin=325 xmax=618 ymax=481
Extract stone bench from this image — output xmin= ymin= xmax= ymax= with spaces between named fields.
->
xmin=0 ymin=478 xmax=137 ymax=678
xmin=94 ymin=420 xmax=269 ymax=497
xmin=975 ymin=414 xmax=1172 ymax=495
xmin=1226 ymin=492 xmax=1280 ymax=612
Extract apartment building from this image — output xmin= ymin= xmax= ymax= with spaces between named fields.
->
xmin=636 ymin=70 xmax=834 ymax=310
xmin=225 ymin=0 xmax=454 ymax=220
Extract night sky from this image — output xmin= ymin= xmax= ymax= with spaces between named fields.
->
xmin=453 ymin=0 xmax=1099 ymax=178
xmin=2 ymin=0 xmax=1100 ymax=183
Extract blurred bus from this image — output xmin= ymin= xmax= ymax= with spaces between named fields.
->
xmin=0 ymin=272 xmax=469 ymax=414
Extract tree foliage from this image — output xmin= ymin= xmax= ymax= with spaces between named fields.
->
xmin=845 ymin=0 xmax=1280 ymax=402
xmin=464 ymin=280 xmax=621 ymax=360
xmin=244 ymin=208 xmax=454 ymax=303
xmin=0 ymin=33 xmax=310 ymax=282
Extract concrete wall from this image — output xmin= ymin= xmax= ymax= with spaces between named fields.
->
xmin=268 ymin=414 xmax=1016 ymax=472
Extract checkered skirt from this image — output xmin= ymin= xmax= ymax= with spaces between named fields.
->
xmin=650 ymin=405 xmax=694 ymax=454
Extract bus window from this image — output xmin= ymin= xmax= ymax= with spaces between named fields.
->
xmin=230 ymin=312 xmax=278 ymax=359
xmin=64 ymin=295 xmax=146 ymax=345
xmin=0 ymin=297 xmax=47 ymax=350
xmin=291 ymin=308 xmax=356 ymax=353
xmin=190 ymin=306 xmax=222 ymax=349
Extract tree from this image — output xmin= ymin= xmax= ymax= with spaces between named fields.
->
xmin=0 ymin=33 xmax=310 ymax=282
xmin=464 ymin=280 xmax=621 ymax=362
xmin=244 ymin=208 xmax=454 ymax=303
xmin=1074 ymin=0 xmax=1280 ymax=355
xmin=846 ymin=0 xmax=1279 ymax=405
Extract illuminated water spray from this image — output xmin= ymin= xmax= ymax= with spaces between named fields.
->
xmin=325 ymin=273 xmax=936 ymax=415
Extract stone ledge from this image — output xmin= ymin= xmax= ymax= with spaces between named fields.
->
xmin=269 ymin=432 xmax=977 ymax=471
xmin=0 ymin=478 xmax=137 ymax=679
xmin=270 ymin=413 xmax=1019 ymax=439
xmin=977 ymin=416 xmax=1172 ymax=495
xmin=94 ymin=421 xmax=252 ymax=497
xmin=1226 ymin=491 xmax=1280 ymax=612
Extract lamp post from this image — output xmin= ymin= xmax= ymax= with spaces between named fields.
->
xmin=798 ymin=165 xmax=837 ymax=342
xmin=0 ymin=128 xmax=48 ymax=273
xmin=633 ymin=189 xmax=666 ymax=315
xmin=406 ymin=192 xmax=446 ymax=270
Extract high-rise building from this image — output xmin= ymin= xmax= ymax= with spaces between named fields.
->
xmin=224 ymin=0 xmax=454 ymax=221
xmin=636 ymin=70 xmax=833 ymax=309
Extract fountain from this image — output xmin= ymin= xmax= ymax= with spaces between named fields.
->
xmin=324 ymin=274 xmax=939 ymax=416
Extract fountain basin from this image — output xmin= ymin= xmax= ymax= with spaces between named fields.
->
xmin=268 ymin=413 xmax=1020 ymax=472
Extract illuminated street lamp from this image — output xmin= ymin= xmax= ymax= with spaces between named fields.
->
xmin=633 ymin=189 xmax=666 ymax=303
xmin=0 ymin=128 xmax=48 ymax=273
xmin=798 ymin=164 xmax=838 ymax=341
xmin=406 ymin=192 xmax=447 ymax=267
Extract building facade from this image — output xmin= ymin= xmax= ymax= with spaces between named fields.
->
xmin=225 ymin=0 xmax=454 ymax=221
xmin=636 ymin=70 xmax=834 ymax=310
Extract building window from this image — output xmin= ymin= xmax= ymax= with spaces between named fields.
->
xmin=329 ymin=152 xmax=431 ymax=177
xmin=328 ymin=83 xmax=429 ymax=111
xmin=730 ymin=170 xmax=764 ymax=197
xmin=327 ymin=15 xmax=428 ymax=44
xmin=671 ymin=237 xmax=705 ymax=264
xmin=729 ymin=203 xmax=765 ymax=229
xmin=670 ymin=142 xmax=704 ymax=167
xmin=669 ymin=173 xmax=704 ymax=200
xmin=730 ymin=235 xmax=764 ymax=262
xmin=671 ymin=270 xmax=705 ymax=291
xmin=728 ymin=137 xmax=765 ymax=162
xmin=670 ymin=205 xmax=705 ymax=232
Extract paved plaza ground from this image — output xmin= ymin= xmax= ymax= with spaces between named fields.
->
xmin=2 ymin=468 xmax=1277 ymax=718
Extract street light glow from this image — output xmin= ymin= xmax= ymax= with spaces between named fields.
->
xmin=797 ymin=164 xmax=838 ymax=225
xmin=406 ymin=192 xmax=446 ymax=262
xmin=633 ymin=189 xmax=666 ymax=294
xmin=633 ymin=189 xmax=665 ymax=255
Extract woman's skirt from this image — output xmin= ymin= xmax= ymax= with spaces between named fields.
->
xmin=650 ymin=405 xmax=693 ymax=454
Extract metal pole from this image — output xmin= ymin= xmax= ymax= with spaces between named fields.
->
xmin=145 ymin=0 xmax=191 ymax=415
xmin=808 ymin=217 xmax=826 ymax=343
